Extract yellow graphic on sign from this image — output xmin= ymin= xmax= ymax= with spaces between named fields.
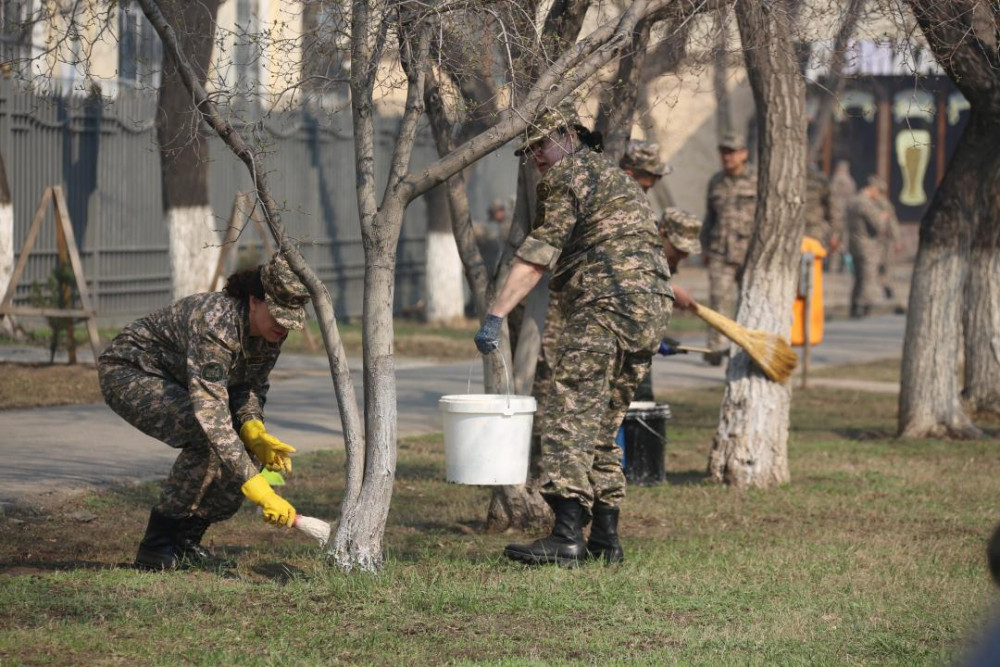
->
xmin=895 ymin=129 xmax=931 ymax=207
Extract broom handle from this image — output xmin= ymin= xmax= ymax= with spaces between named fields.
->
xmin=691 ymin=302 xmax=737 ymax=339
xmin=675 ymin=344 xmax=714 ymax=355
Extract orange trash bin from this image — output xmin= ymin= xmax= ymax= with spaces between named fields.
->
xmin=791 ymin=236 xmax=827 ymax=346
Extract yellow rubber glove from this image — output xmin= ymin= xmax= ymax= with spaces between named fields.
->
xmin=239 ymin=419 xmax=296 ymax=473
xmin=241 ymin=474 xmax=296 ymax=527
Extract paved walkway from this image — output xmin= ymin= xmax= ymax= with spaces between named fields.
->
xmin=0 ymin=304 xmax=906 ymax=504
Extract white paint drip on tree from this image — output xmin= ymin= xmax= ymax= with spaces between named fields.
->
xmin=167 ymin=205 xmax=221 ymax=300
xmin=424 ymin=230 xmax=465 ymax=322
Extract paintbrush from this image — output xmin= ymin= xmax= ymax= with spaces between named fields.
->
xmin=293 ymin=515 xmax=332 ymax=548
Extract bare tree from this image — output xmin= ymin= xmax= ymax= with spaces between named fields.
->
xmin=707 ymin=0 xmax=806 ymax=488
xmin=899 ymin=0 xmax=994 ymax=438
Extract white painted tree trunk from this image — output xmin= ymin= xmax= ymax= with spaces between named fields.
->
xmin=0 ymin=148 xmax=12 ymax=337
xmin=898 ymin=114 xmax=985 ymax=439
xmin=708 ymin=0 xmax=805 ymax=489
xmin=424 ymin=230 xmax=465 ymax=322
xmin=0 ymin=202 xmax=13 ymax=336
xmin=166 ymin=205 xmax=220 ymax=299
xmin=962 ymin=245 xmax=1000 ymax=417
xmin=900 ymin=247 xmax=980 ymax=438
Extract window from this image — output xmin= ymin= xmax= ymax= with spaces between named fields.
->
xmin=1 ymin=0 xmax=35 ymax=77
xmin=118 ymin=0 xmax=161 ymax=89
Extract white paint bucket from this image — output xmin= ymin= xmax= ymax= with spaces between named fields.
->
xmin=438 ymin=394 xmax=537 ymax=485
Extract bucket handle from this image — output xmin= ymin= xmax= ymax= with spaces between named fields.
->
xmin=631 ymin=415 xmax=665 ymax=443
xmin=496 ymin=350 xmax=514 ymax=416
xmin=469 ymin=350 xmax=516 ymax=415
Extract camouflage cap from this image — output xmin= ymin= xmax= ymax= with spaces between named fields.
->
xmin=514 ymin=100 xmax=581 ymax=156
xmin=867 ymin=174 xmax=887 ymax=193
xmin=658 ymin=207 xmax=702 ymax=255
xmin=718 ymin=130 xmax=746 ymax=151
xmin=620 ymin=140 xmax=671 ymax=176
xmin=260 ymin=254 xmax=309 ymax=330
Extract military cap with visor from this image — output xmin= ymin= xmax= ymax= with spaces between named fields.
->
xmin=260 ymin=254 xmax=310 ymax=330
xmin=514 ymin=100 xmax=581 ymax=156
xmin=718 ymin=130 xmax=747 ymax=151
xmin=620 ymin=140 xmax=672 ymax=177
xmin=658 ymin=207 xmax=703 ymax=255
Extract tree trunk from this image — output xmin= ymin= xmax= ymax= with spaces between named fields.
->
xmin=707 ymin=0 xmax=806 ymax=488
xmin=0 ymin=149 xmax=13 ymax=337
xmin=595 ymin=17 xmax=653 ymax=161
xmin=963 ymin=216 xmax=1000 ymax=416
xmin=423 ymin=184 xmax=465 ymax=322
xmin=156 ymin=0 xmax=222 ymax=299
xmin=963 ymin=172 xmax=1000 ymax=416
xmin=898 ymin=115 xmax=984 ymax=438
xmin=900 ymin=0 xmax=1000 ymax=437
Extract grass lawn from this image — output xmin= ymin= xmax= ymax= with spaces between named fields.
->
xmin=2 ymin=385 xmax=998 ymax=665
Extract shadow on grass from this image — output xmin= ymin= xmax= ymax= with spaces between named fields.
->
xmin=0 ymin=560 xmax=135 ymax=575
xmin=664 ymin=469 xmax=710 ymax=486
xmin=401 ymin=518 xmax=488 ymax=536
xmin=252 ymin=561 xmax=308 ymax=584
xmin=834 ymin=427 xmax=897 ymax=441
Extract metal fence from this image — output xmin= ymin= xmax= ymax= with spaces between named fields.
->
xmin=0 ymin=80 xmax=517 ymax=326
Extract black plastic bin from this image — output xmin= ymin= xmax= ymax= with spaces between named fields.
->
xmin=617 ymin=401 xmax=670 ymax=485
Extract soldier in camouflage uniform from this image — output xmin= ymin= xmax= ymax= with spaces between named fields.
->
xmin=828 ymin=160 xmax=857 ymax=273
xmin=804 ymin=165 xmax=833 ymax=245
xmin=475 ymin=103 xmax=674 ymax=566
xmin=620 ymin=141 xmax=701 ymax=286
xmin=700 ymin=131 xmax=756 ymax=365
xmin=658 ymin=207 xmax=702 ymax=276
xmin=847 ymin=176 xmax=898 ymax=318
xmin=98 ymin=254 xmax=310 ymax=570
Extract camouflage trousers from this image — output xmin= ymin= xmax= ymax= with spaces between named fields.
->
xmin=99 ymin=364 xmax=251 ymax=522
xmin=850 ymin=237 xmax=881 ymax=311
xmin=706 ymin=257 xmax=742 ymax=352
xmin=533 ymin=293 xmax=672 ymax=511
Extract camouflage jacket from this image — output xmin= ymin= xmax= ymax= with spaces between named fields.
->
xmin=846 ymin=194 xmax=899 ymax=243
xmin=99 ymin=292 xmax=281 ymax=481
xmin=516 ymin=147 xmax=673 ymax=310
xmin=701 ymin=166 xmax=757 ymax=265
xmin=829 ymin=172 xmax=857 ymax=239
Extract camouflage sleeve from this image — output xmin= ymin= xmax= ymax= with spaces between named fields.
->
xmin=516 ymin=178 xmax=577 ymax=269
xmin=229 ymin=353 xmax=279 ymax=429
xmin=883 ymin=201 xmax=901 ymax=241
xmin=856 ymin=197 xmax=883 ymax=237
xmin=186 ymin=330 xmax=259 ymax=482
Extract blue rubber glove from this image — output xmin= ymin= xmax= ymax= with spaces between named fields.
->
xmin=657 ymin=338 xmax=681 ymax=356
xmin=474 ymin=314 xmax=503 ymax=354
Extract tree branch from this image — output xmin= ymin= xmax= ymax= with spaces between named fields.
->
xmin=403 ymin=0 xmax=671 ymax=202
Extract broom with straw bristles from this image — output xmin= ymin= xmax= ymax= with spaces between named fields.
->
xmin=691 ymin=302 xmax=798 ymax=383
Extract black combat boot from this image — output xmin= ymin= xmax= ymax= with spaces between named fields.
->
xmin=504 ymin=496 xmax=587 ymax=567
xmin=174 ymin=516 xmax=234 ymax=569
xmin=135 ymin=510 xmax=181 ymax=570
xmin=586 ymin=504 xmax=624 ymax=564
